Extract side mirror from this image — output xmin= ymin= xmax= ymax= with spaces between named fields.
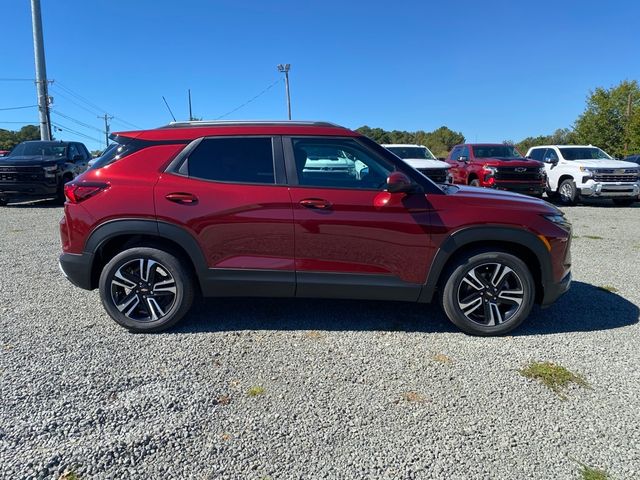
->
xmin=545 ymin=157 xmax=558 ymax=165
xmin=458 ymin=156 xmax=468 ymax=162
xmin=385 ymin=171 xmax=416 ymax=193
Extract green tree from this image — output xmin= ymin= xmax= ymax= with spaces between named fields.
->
xmin=573 ymin=80 xmax=640 ymax=157
xmin=0 ymin=125 xmax=40 ymax=150
xmin=356 ymin=125 xmax=464 ymax=158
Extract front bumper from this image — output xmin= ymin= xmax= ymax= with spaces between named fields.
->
xmin=541 ymin=270 xmax=571 ymax=307
xmin=491 ymin=181 xmax=545 ymax=195
xmin=0 ymin=182 xmax=58 ymax=198
xmin=579 ymin=181 xmax=640 ymax=198
xmin=59 ymin=252 xmax=94 ymax=290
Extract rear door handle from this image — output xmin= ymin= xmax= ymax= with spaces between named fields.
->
xmin=166 ymin=192 xmax=198 ymax=204
xmin=299 ymin=198 xmax=332 ymax=210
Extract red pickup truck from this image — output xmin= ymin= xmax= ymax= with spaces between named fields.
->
xmin=446 ymin=143 xmax=546 ymax=197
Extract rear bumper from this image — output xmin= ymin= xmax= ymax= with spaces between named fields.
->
xmin=0 ymin=182 xmax=58 ymax=198
xmin=541 ymin=270 xmax=571 ymax=307
xmin=59 ymin=252 xmax=94 ymax=290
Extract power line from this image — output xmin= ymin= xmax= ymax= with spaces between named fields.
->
xmin=52 ymin=110 xmax=105 ymax=134
xmin=51 ymin=121 xmax=103 ymax=144
xmin=0 ymin=105 xmax=38 ymax=111
xmin=216 ymin=78 xmax=283 ymax=120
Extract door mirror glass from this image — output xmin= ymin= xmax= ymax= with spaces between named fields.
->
xmin=385 ymin=171 xmax=415 ymax=193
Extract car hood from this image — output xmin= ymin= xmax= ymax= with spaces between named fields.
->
xmin=0 ymin=155 xmax=60 ymax=166
xmin=442 ymin=184 xmax=558 ymax=213
xmin=477 ymin=158 xmax=543 ymax=167
xmin=568 ymin=159 xmax=638 ymax=169
xmin=402 ymin=158 xmax=450 ymax=169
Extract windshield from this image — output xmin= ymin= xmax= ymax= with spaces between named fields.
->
xmin=472 ymin=145 xmax=523 ymax=159
xmin=559 ymin=147 xmax=611 ymax=160
xmin=387 ymin=146 xmax=436 ymax=160
xmin=9 ymin=142 xmax=67 ymax=158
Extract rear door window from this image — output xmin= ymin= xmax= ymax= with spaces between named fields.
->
xmin=185 ymin=137 xmax=275 ymax=184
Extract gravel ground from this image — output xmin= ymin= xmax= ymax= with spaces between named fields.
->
xmin=0 ymin=200 xmax=639 ymax=479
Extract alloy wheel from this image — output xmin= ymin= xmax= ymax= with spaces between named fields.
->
xmin=110 ymin=258 xmax=177 ymax=322
xmin=559 ymin=182 xmax=573 ymax=202
xmin=456 ymin=262 xmax=524 ymax=326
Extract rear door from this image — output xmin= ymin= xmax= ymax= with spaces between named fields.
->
xmin=154 ymin=136 xmax=295 ymax=296
xmin=284 ymin=136 xmax=435 ymax=301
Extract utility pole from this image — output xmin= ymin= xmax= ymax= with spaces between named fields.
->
xmin=188 ymin=89 xmax=193 ymax=121
xmin=277 ymin=64 xmax=292 ymax=120
xmin=30 ymin=0 xmax=52 ymax=140
xmin=98 ymin=114 xmax=113 ymax=148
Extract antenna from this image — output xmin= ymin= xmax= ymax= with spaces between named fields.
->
xmin=188 ymin=89 xmax=193 ymax=121
xmin=162 ymin=96 xmax=177 ymax=122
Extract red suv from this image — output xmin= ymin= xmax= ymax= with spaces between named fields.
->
xmin=58 ymin=121 xmax=571 ymax=336
xmin=446 ymin=143 xmax=546 ymax=197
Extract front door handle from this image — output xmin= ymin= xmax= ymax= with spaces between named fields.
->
xmin=166 ymin=192 xmax=198 ymax=204
xmin=299 ymin=198 xmax=332 ymax=210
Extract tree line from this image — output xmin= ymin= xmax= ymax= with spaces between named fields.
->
xmin=358 ymin=80 xmax=639 ymax=159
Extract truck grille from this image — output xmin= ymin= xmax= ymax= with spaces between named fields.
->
xmin=593 ymin=170 xmax=638 ymax=182
xmin=418 ymin=168 xmax=448 ymax=183
xmin=0 ymin=166 xmax=45 ymax=182
xmin=494 ymin=167 xmax=544 ymax=181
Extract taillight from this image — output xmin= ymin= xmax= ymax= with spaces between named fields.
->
xmin=64 ymin=182 xmax=109 ymax=203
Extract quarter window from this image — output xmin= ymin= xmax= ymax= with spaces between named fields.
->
xmin=186 ymin=137 xmax=275 ymax=184
xmin=291 ymin=137 xmax=392 ymax=190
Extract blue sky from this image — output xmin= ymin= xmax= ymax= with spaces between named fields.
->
xmin=1 ymin=0 xmax=638 ymax=151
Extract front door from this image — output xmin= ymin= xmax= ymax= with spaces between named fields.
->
xmin=284 ymin=136 xmax=434 ymax=301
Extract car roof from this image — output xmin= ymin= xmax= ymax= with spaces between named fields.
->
xmin=113 ymin=120 xmax=359 ymax=142
xmin=382 ymin=144 xmax=427 ymax=148
xmin=528 ymin=145 xmax=599 ymax=149
xmin=20 ymin=140 xmax=71 ymax=145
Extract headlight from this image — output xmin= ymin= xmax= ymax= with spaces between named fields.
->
xmin=543 ymin=213 xmax=571 ymax=230
xmin=43 ymin=165 xmax=58 ymax=177
xmin=579 ymin=166 xmax=594 ymax=175
xmin=539 ymin=167 xmax=547 ymax=175
xmin=483 ymin=166 xmax=497 ymax=175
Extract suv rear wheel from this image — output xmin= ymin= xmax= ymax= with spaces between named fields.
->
xmin=441 ymin=250 xmax=535 ymax=336
xmin=98 ymin=247 xmax=194 ymax=332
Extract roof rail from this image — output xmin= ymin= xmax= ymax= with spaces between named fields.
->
xmin=159 ymin=120 xmax=345 ymax=129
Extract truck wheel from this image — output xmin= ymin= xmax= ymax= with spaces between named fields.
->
xmin=612 ymin=198 xmax=636 ymax=207
xmin=99 ymin=247 xmax=195 ymax=333
xmin=441 ymin=249 xmax=535 ymax=336
xmin=469 ymin=179 xmax=481 ymax=187
xmin=558 ymin=179 xmax=578 ymax=205
xmin=0 ymin=197 xmax=8 ymax=206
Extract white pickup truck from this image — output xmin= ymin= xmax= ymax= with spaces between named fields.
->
xmin=383 ymin=144 xmax=452 ymax=184
xmin=526 ymin=145 xmax=640 ymax=206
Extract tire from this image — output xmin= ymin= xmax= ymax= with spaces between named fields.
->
xmin=469 ymin=179 xmax=481 ymax=187
xmin=441 ymin=249 xmax=535 ymax=336
xmin=99 ymin=247 xmax=194 ymax=332
xmin=558 ymin=179 xmax=578 ymax=205
xmin=612 ymin=198 xmax=636 ymax=207
xmin=0 ymin=197 xmax=8 ymax=206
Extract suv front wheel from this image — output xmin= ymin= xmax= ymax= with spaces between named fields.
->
xmin=441 ymin=250 xmax=535 ymax=336
xmin=99 ymin=247 xmax=195 ymax=332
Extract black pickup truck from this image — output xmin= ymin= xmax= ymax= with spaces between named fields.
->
xmin=0 ymin=140 xmax=91 ymax=205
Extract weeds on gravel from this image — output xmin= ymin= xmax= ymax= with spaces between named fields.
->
xmin=247 ymin=386 xmax=265 ymax=397
xmin=519 ymin=361 xmax=589 ymax=399
xmin=59 ymin=470 xmax=80 ymax=480
xmin=400 ymin=391 xmax=427 ymax=403
xmin=579 ymin=465 xmax=610 ymax=480
xmin=304 ymin=330 xmax=323 ymax=339
xmin=583 ymin=235 xmax=604 ymax=240
xmin=432 ymin=353 xmax=452 ymax=364
xmin=216 ymin=395 xmax=231 ymax=405
xmin=597 ymin=285 xmax=618 ymax=293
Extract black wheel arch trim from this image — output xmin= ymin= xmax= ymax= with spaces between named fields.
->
xmin=418 ymin=226 xmax=552 ymax=304
xmin=83 ymin=218 xmax=209 ymax=290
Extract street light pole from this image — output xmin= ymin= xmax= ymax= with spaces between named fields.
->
xmin=277 ymin=64 xmax=291 ymax=120
xmin=30 ymin=0 xmax=52 ymax=140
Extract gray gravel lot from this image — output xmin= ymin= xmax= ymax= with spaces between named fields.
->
xmin=0 ymin=200 xmax=639 ymax=479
